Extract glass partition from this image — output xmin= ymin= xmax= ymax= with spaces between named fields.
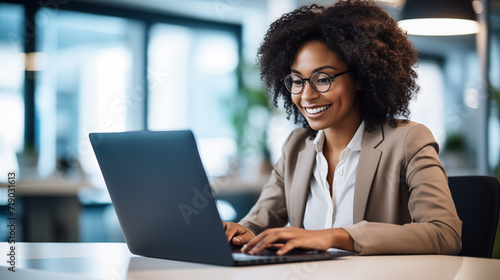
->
xmin=487 ymin=0 xmax=500 ymax=259
xmin=0 ymin=4 xmax=24 ymax=177
xmin=148 ymin=23 xmax=239 ymax=176
xmin=489 ymin=2 xmax=500 ymax=178
xmin=36 ymin=9 xmax=143 ymax=185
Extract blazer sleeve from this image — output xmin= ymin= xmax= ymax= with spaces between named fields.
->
xmin=343 ymin=124 xmax=462 ymax=255
xmin=237 ymin=131 xmax=295 ymax=235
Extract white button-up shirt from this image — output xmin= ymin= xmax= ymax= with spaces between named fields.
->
xmin=303 ymin=122 xmax=364 ymax=230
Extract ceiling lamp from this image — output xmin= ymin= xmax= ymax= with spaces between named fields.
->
xmin=398 ymin=0 xmax=480 ymax=36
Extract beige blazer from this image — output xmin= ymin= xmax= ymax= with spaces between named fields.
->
xmin=239 ymin=121 xmax=462 ymax=255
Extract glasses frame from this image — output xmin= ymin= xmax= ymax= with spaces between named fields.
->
xmin=283 ymin=70 xmax=351 ymax=95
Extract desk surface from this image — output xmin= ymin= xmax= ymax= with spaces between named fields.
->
xmin=1 ymin=242 xmax=500 ymax=280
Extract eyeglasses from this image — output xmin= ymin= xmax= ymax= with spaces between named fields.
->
xmin=282 ymin=70 xmax=351 ymax=95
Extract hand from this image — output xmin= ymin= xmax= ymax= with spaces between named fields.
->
xmin=222 ymin=221 xmax=255 ymax=246
xmin=241 ymin=227 xmax=354 ymax=255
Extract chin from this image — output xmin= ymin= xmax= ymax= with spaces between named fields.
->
xmin=306 ymin=122 xmax=326 ymax=132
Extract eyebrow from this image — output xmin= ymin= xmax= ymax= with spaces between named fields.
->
xmin=291 ymin=65 xmax=337 ymax=75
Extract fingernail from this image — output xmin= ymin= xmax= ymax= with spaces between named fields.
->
xmin=234 ymin=238 xmax=240 ymax=243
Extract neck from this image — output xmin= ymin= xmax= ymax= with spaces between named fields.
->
xmin=323 ymin=116 xmax=362 ymax=152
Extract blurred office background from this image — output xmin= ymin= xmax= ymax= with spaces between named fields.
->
xmin=0 ymin=0 xmax=499 ymax=256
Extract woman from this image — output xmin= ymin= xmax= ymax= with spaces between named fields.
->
xmin=223 ymin=0 xmax=462 ymax=256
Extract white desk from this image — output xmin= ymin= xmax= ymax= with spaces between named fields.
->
xmin=1 ymin=242 xmax=500 ymax=280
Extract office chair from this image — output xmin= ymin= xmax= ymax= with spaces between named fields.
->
xmin=448 ymin=176 xmax=500 ymax=258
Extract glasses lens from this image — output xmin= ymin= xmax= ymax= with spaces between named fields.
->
xmin=284 ymin=74 xmax=303 ymax=94
xmin=311 ymin=72 xmax=332 ymax=92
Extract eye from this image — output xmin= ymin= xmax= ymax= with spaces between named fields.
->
xmin=316 ymin=77 xmax=331 ymax=85
xmin=290 ymin=76 xmax=303 ymax=85
xmin=314 ymin=73 xmax=332 ymax=85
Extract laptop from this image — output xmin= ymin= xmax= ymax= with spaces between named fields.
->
xmin=89 ymin=130 xmax=354 ymax=266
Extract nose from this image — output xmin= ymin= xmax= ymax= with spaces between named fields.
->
xmin=300 ymin=81 xmax=319 ymax=101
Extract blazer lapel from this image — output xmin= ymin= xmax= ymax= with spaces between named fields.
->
xmin=353 ymin=125 xmax=384 ymax=223
xmin=289 ymin=140 xmax=315 ymax=228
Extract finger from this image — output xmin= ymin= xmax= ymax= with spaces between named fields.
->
xmin=246 ymin=230 xmax=291 ymax=255
xmin=225 ymin=223 xmax=255 ymax=245
xmin=242 ymin=228 xmax=288 ymax=253
xmin=276 ymin=239 xmax=300 ymax=255
xmin=222 ymin=221 xmax=227 ymax=229
xmin=232 ymin=231 xmax=254 ymax=245
xmin=224 ymin=223 xmax=239 ymax=243
xmin=241 ymin=230 xmax=268 ymax=253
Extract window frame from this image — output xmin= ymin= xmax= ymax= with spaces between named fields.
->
xmin=5 ymin=0 xmax=242 ymax=151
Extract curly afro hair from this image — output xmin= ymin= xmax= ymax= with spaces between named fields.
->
xmin=257 ymin=0 xmax=419 ymax=136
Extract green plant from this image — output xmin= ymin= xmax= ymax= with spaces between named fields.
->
xmin=443 ymin=132 xmax=467 ymax=153
xmin=490 ymin=86 xmax=500 ymax=182
xmin=231 ymin=63 xmax=273 ymax=158
xmin=490 ymin=86 xmax=500 ymax=259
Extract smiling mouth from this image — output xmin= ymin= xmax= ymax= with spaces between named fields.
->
xmin=304 ymin=105 xmax=331 ymax=114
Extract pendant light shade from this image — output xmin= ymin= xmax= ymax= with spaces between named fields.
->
xmin=398 ymin=0 xmax=480 ymax=36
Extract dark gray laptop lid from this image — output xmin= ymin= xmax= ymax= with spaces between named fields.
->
xmin=89 ymin=130 xmax=234 ymax=266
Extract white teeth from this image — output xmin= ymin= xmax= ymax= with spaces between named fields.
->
xmin=305 ymin=105 xmax=329 ymax=114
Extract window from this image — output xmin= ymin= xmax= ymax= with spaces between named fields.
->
xmin=0 ymin=4 xmax=24 ymax=178
xmin=36 ymin=9 xmax=143 ymax=185
xmin=409 ymin=60 xmax=445 ymax=145
xmin=410 ymin=54 xmax=482 ymax=175
xmin=489 ymin=25 xmax=500 ymax=174
xmin=148 ymin=23 xmax=239 ymax=176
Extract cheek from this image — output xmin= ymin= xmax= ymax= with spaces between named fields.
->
xmin=333 ymin=85 xmax=357 ymax=104
xmin=291 ymin=95 xmax=301 ymax=107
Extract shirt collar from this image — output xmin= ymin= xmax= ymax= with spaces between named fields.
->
xmin=313 ymin=130 xmax=326 ymax=153
xmin=348 ymin=121 xmax=365 ymax=152
xmin=313 ymin=121 xmax=365 ymax=153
